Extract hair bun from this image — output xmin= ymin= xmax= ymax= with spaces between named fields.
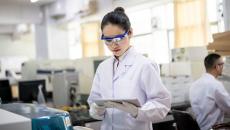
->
xmin=114 ymin=7 xmax=125 ymax=13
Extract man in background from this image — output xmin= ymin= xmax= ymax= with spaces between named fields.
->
xmin=189 ymin=53 xmax=230 ymax=130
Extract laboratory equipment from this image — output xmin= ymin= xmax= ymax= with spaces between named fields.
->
xmin=0 ymin=79 xmax=12 ymax=103
xmin=18 ymin=79 xmax=46 ymax=103
xmin=0 ymin=103 xmax=73 ymax=130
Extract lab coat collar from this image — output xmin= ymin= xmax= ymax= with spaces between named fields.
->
xmin=112 ymin=46 xmax=137 ymax=81
xmin=123 ymin=46 xmax=137 ymax=65
xmin=204 ymin=73 xmax=216 ymax=80
xmin=113 ymin=48 xmax=128 ymax=62
xmin=112 ymin=46 xmax=137 ymax=66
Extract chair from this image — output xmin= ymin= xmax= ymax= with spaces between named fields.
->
xmin=0 ymin=79 xmax=13 ymax=103
xmin=212 ymin=122 xmax=230 ymax=130
xmin=172 ymin=110 xmax=230 ymax=130
xmin=171 ymin=110 xmax=200 ymax=130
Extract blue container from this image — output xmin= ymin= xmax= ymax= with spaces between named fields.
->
xmin=0 ymin=103 xmax=73 ymax=130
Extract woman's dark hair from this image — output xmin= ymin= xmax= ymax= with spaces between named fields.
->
xmin=101 ymin=7 xmax=131 ymax=31
xmin=204 ymin=53 xmax=221 ymax=70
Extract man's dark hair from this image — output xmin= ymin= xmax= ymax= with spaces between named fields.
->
xmin=204 ymin=53 xmax=221 ymax=70
xmin=101 ymin=7 xmax=131 ymax=31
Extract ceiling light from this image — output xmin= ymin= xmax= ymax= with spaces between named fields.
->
xmin=30 ymin=0 xmax=39 ymax=3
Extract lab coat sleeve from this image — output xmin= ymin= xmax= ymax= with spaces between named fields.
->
xmin=87 ymin=69 xmax=105 ymax=120
xmin=151 ymin=60 xmax=160 ymax=76
xmin=135 ymin=62 xmax=171 ymax=122
xmin=214 ymin=83 xmax=230 ymax=114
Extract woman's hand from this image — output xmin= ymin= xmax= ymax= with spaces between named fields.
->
xmin=105 ymin=101 xmax=138 ymax=117
xmin=89 ymin=102 xmax=106 ymax=119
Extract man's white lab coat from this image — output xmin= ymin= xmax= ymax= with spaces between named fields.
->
xmin=190 ymin=73 xmax=230 ymax=130
xmin=88 ymin=47 xmax=171 ymax=130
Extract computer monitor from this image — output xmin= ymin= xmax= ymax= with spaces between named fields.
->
xmin=0 ymin=79 xmax=12 ymax=103
xmin=18 ymin=79 xmax=47 ymax=103
xmin=93 ymin=59 xmax=105 ymax=74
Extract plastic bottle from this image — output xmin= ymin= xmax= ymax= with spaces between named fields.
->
xmin=37 ymin=84 xmax=46 ymax=104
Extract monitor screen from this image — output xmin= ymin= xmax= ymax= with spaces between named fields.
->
xmin=0 ymin=79 xmax=12 ymax=103
xmin=18 ymin=79 xmax=46 ymax=103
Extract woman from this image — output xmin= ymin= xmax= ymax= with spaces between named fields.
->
xmin=87 ymin=7 xmax=171 ymax=130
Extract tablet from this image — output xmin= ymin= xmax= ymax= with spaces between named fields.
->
xmin=94 ymin=99 xmax=141 ymax=107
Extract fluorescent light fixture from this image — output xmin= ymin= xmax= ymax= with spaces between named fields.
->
xmin=30 ymin=0 xmax=39 ymax=3
xmin=16 ymin=24 xmax=28 ymax=33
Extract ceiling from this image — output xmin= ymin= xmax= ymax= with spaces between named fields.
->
xmin=0 ymin=0 xmax=56 ymax=5
xmin=0 ymin=0 xmax=56 ymax=35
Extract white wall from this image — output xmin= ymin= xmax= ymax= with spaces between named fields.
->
xmin=0 ymin=34 xmax=35 ymax=78
xmin=47 ymin=25 xmax=69 ymax=59
xmin=0 ymin=34 xmax=35 ymax=59
xmin=224 ymin=0 xmax=230 ymax=30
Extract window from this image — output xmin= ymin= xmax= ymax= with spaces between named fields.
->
xmin=127 ymin=3 xmax=174 ymax=63
xmin=128 ymin=8 xmax=152 ymax=36
xmin=207 ymin=0 xmax=224 ymax=36
xmin=68 ymin=22 xmax=82 ymax=59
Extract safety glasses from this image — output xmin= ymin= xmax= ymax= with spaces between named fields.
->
xmin=217 ymin=62 xmax=224 ymax=66
xmin=101 ymin=31 xmax=128 ymax=45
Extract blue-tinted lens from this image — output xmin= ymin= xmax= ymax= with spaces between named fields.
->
xmin=101 ymin=31 xmax=128 ymax=45
xmin=105 ymin=39 xmax=112 ymax=43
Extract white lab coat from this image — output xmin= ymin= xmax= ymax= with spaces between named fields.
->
xmin=190 ymin=73 xmax=230 ymax=130
xmin=87 ymin=47 xmax=171 ymax=130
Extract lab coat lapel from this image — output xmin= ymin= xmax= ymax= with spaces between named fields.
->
xmin=107 ymin=58 xmax=114 ymax=87
xmin=113 ymin=47 xmax=137 ymax=81
xmin=113 ymin=63 xmax=126 ymax=81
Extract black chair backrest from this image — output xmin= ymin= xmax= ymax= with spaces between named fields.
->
xmin=171 ymin=110 xmax=200 ymax=130
xmin=212 ymin=122 xmax=230 ymax=130
xmin=0 ymin=79 xmax=12 ymax=103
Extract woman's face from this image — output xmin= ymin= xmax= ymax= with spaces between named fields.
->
xmin=102 ymin=24 xmax=131 ymax=57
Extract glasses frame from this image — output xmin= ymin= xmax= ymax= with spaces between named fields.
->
xmin=101 ymin=31 xmax=129 ymax=45
xmin=217 ymin=62 xmax=224 ymax=66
